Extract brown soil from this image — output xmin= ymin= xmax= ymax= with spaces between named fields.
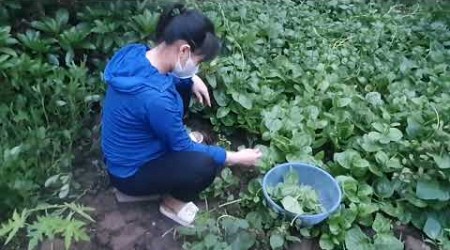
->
xmin=48 ymin=148 xmax=184 ymax=250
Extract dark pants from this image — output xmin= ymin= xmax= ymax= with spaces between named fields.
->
xmin=109 ymin=152 xmax=222 ymax=201
xmin=108 ymin=82 xmax=221 ymax=202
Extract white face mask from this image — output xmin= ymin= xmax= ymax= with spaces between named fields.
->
xmin=172 ymin=50 xmax=199 ymax=79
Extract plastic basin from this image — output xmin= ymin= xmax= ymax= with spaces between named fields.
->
xmin=262 ymin=162 xmax=342 ymax=227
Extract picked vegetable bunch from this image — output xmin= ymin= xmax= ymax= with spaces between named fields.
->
xmin=268 ymin=168 xmax=324 ymax=215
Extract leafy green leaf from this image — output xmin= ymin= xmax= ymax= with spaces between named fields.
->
xmin=217 ymin=107 xmax=230 ymax=118
xmin=365 ymin=92 xmax=383 ymax=106
xmin=360 ymin=135 xmax=383 ymax=152
xmin=400 ymin=57 xmax=415 ymax=73
xmin=213 ymin=90 xmax=228 ymax=106
xmin=337 ymin=176 xmax=359 ymax=203
xmin=372 ymin=213 xmax=391 ymax=234
xmin=205 ymin=75 xmax=217 ymax=88
xmin=265 ymin=118 xmax=283 ymax=132
xmin=345 ymin=226 xmax=373 ymax=250
xmin=27 ymin=216 xmax=64 ymax=250
xmin=405 ymin=193 xmax=428 ymax=208
xmin=269 ymin=234 xmax=284 ymax=249
xmin=63 ymin=219 xmax=89 ymax=249
xmin=65 ymin=50 xmax=74 ymax=65
xmin=204 ymin=234 xmax=219 ymax=248
xmin=55 ymin=9 xmax=69 ymax=26
xmin=231 ymin=92 xmax=252 ymax=109
xmin=375 ymin=151 xmax=389 ymax=165
xmin=63 ymin=203 xmax=95 ymax=223
xmin=319 ymin=234 xmax=335 ymax=250
xmin=342 ymin=204 xmax=359 ymax=228
xmin=334 ymin=150 xmax=355 ymax=169
xmin=357 ymin=184 xmax=373 ymax=198
xmin=47 ymin=54 xmax=59 ymax=66
xmin=221 ymin=217 xmax=246 ymax=235
xmin=432 ymin=154 xmax=450 ymax=169
xmin=406 ymin=117 xmax=423 ymax=137
xmin=284 ymin=168 xmax=298 ymax=186
xmin=285 ymin=235 xmax=301 ymax=243
xmin=44 ymin=174 xmax=60 ymax=188
xmin=281 ymin=196 xmax=303 ymax=214
xmin=336 ymin=97 xmax=352 ymax=107
xmin=416 ymin=179 xmax=449 ymax=201
xmin=373 ymin=234 xmax=403 ymax=250
xmin=358 ymin=203 xmax=379 ymax=218
xmin=245 ymin=212 xmax=263 ymax=230
xmin=230 ymin=231 xmax=255 ymax=250
xmin=59 ymin=184 xmax=70 ymax=199
xmin=374 ymin=177 xmax=395 ymax=198
xmin=0 ymin=209 xmax=28 ymax=245
xmin=387 ymin=128 xmax=403 ymax=142
xmin=423 ymin=216 xmax=442 ymax=240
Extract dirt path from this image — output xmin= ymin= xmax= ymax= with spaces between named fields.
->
xmin=76 ymin=188 xmax=182 ymax=250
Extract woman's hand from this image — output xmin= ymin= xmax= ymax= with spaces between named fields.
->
xmin=226 ymin=148 xmax=262 ymax=167
xmin=192 ymin=75 xmax=211 ymax=107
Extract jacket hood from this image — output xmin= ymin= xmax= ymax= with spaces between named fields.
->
xmin=103 ymin=44 xmax=172 ymax=94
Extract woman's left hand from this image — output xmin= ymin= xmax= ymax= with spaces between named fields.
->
xmin=192 ymin=75 xmax=211 ymax=107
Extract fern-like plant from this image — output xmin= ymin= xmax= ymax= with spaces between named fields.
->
xmin=0 ymin=203 xmax=94 ymax=250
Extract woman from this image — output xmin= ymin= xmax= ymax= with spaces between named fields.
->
xmin=101 ymin=3 xmax=262 ymax=226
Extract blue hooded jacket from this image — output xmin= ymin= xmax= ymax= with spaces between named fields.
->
xmin=101 ymin=44 xmax=227 ymax=178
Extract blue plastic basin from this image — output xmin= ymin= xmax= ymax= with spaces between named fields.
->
xmin=262 ymin=162 xmax=342 ymax=227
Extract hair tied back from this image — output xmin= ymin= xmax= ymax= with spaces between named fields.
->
xmin=170 ymin=4 xmax=186 ymax=17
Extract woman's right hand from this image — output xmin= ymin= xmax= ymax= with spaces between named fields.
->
xmin=226 ymin=148 xmax=262 ymax=167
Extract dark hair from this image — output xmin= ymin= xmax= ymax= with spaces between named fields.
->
xmin=155 ymin=3 xmax=221 ymax=61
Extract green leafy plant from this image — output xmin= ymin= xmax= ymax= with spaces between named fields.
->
xmin=344 ymin=213 xmax=403 ymax=250
xmin=200 ymin=168 xmax=239 ymax=200
xmin=17 ymin=30 xmax=55 ymax=54
xmin=194 ymin=0 xmax=450 ymax=248
xmin=58 ymin=24 xmax=94 ymax=52
xmin=0 ymin=203 xmax=93 ymax=250
xmin=31 ymin=9 xmax=70 ymax=34
xmin=129 ymin=9 xmax=159 ymax=39
xmin=0 ymin=26 xmax=17 ymax=49
xmin=178 ymin=215 xmax=257 ymax=250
